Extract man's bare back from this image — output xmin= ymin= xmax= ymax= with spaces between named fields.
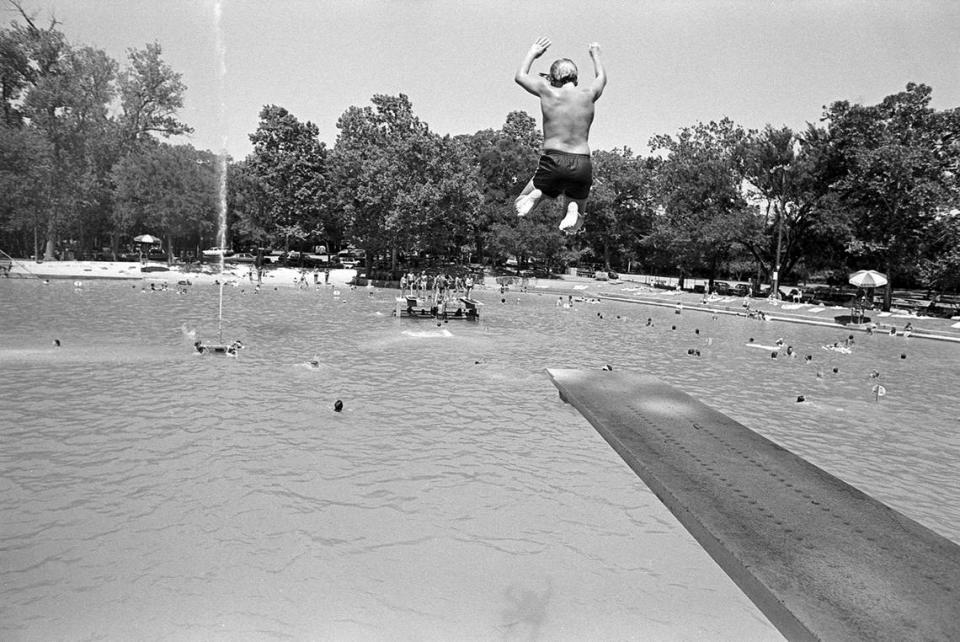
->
xmin=537 ymin=81 xmax=597 ymax=154
xmin=514 ymin=38 xmax=607 ymax=232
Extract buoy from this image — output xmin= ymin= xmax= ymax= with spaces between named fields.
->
xmin=334 ymin=400 xmax=343 ymax=412
xmin=900 ymin=353 xmax=906 ymax=359
xmin=53 ymin=339 xmax=61 ymax=347
xmin=796 ymin=395 xmax=806 ymax=402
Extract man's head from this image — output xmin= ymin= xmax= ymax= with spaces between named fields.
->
xmin=541 ymin=58 xmax=578 ymax=87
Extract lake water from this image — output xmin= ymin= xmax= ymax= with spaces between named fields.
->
xmin=2 ymin=278 xmax=958 ymax=640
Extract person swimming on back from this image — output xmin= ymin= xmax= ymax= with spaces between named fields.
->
xmin=514 ymin=37 xmax=607 ymax=234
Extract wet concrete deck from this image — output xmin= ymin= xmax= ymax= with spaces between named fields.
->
xmin=547 ymin=368 xmax=960 ymax=641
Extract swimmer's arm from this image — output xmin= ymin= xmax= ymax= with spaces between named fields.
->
xmin=588 ymin=42 xmax=607 ymax=100
xmin=515 ymin=37 xmax=551 ymax=96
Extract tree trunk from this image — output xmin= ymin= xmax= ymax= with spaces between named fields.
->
xmin=883 ymin=260 xmax=893 ymax=312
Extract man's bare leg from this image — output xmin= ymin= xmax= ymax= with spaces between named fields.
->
xmin=559 ymin=197 xmax=586 ymax=234
xmin=515 ymin=179 xmax=544 ymax=217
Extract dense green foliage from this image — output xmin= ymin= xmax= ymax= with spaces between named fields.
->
xmin=1 ymin=8 xmax=958 ymax=299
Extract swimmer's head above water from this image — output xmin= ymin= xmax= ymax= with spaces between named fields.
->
xmin=540 ymin=58 xmax=578 ymax=87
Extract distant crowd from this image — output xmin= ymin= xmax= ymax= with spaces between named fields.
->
xmin=401 ymin=271 xmax=481 ymax=303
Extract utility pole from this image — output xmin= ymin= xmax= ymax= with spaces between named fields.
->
xmin=771 ymin=137 xmax=801 ymax=300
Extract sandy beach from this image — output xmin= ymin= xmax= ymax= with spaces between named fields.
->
xmin=4 ymin=258 xmax=358 ymax=288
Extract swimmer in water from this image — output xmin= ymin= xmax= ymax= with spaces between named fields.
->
xmin=513 ymin=37 xmax=607 ymax=234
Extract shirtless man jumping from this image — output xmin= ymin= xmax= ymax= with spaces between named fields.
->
xmin=514 ymin=37 xmax=606 ymax=234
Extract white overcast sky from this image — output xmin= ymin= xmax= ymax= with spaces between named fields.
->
xmin=8 ymin=0 xmax=959 ymax=159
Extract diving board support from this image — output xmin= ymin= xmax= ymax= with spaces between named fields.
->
xmin=547 ymin=368 xmax=960 ymax=642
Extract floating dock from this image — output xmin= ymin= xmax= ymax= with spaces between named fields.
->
xmin=547 ymin=368 xmax=960 ymax=641
xmin=395 ymin=296 xmax=480 ymax=320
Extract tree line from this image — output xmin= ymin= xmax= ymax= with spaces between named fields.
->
xmin=2 ymin=5 xmax=958 ymax=302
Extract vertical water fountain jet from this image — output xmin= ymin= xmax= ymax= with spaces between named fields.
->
xmin=215 ymin=0 xmax=227 ymax=345
xmin=196 ymin=0 xmax=242 ymax=358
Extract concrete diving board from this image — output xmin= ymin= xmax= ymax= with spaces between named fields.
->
xmin=547 ymin=368 xmax=960 ymax=642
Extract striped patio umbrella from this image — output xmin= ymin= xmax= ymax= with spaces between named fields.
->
xmin=848 ymin=270 xmax=888 ymax=288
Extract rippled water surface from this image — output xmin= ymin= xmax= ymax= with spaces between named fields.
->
xmin=2 ymin=278 xmax=958 ymax=640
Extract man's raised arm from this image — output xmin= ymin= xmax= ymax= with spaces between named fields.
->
xmin=588 ymin=42 xmax=607 ymax=101
xmin=515 ymin=37 xmax=551 ymax=96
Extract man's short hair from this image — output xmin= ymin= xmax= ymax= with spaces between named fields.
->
xmin=543 ymin=58 xmax=578 ymax=87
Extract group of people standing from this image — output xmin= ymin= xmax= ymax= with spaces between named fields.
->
xmin=401 ymin=271 xmax=477 ymax=302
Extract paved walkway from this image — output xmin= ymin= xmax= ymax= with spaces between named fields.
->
xmin=526 ymin=274 xmax=960 ymax=343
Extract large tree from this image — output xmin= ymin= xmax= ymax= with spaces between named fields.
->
xmin=0 ymin=120 xmax=52 ymax=256
xmin=329 ymin=94 xmax=442 ymax=269
xmin=246 ymin=105 xmax=328 ymax=252
xmin=580 ymin=147 xmax=656 ymax=271
xmin=646 ymin=119 xmax=751 ymax=288
xmin=112 ymin=143 xmax=219 ymax=260
xmin=462 ymin=111 xmax=543 ymax=265
xmin=22 ymin=42 xmax=117 ymax=259
xmin=823 ymin=83 xmax=960 ymax=307
xmin=117 ymin=42 xmax=192 ymax=152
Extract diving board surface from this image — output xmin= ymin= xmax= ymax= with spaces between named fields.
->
xmin=547 ymin=368 xmax=960 ymax=642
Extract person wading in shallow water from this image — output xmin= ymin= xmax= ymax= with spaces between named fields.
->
xmin=514 ymin=37 xmax=607 ymax=234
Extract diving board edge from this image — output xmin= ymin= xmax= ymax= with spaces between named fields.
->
xmin=546 ymin=367 xmax=960 ymax=642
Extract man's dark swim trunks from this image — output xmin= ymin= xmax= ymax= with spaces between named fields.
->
xmin=532 ymin=149 xmax=593 ymax=200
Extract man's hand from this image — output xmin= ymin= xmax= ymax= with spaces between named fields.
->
xmin=530 ymin=37 xmax=551 ymax=58
xmin=589 ymin=42 xmax=601 ymax=57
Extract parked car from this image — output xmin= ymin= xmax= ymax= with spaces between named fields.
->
xmin=201 ymin=247 xmax=233 ymax=263
xmin=338 ymin=253 xmax=362 ymax=268
xmin=713 ymin=281 xmax=751 ymax=296
xmin=712 ymin=281 xmax=734 ymax=295
xmin=224 ymin=252 xmax=257 ymax=264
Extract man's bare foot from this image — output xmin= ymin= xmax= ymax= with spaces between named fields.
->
xmin=559 ymin=202 xmax=584 ymax=234
xmin=515 ymin=189 xmax=542 ymax=217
